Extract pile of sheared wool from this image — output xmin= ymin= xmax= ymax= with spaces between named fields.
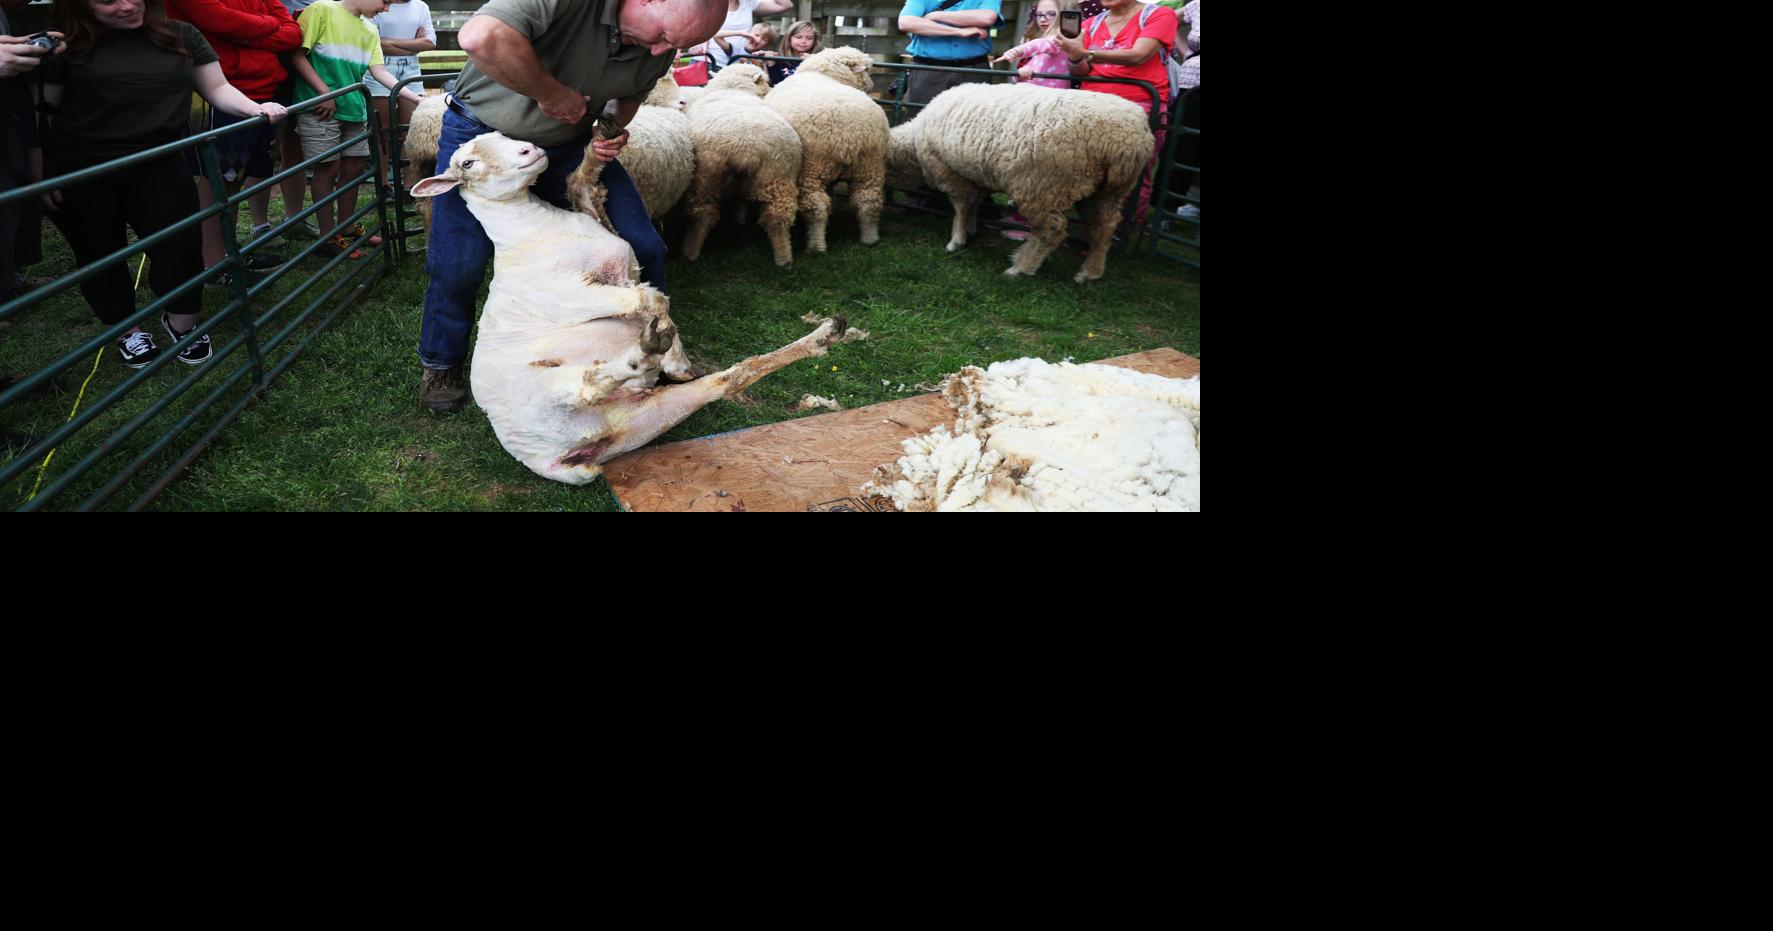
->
xmin=863 ymin=358 xmax=1200 ymax=511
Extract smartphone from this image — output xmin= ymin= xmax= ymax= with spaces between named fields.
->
xmin=1059 ymin=10 xmax=1082 ymax=39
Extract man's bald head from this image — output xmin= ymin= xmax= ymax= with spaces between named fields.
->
xmin=618 ymin=0 xmax=729 ymax=57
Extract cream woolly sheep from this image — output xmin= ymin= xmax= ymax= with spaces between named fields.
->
xmin=409 ymin=132 xmax=849 ymax=485
xmin=680 ymin=63 xmax=802 ymax=267
xmin=621 ymin=75 xmax=695 ymax=221
xmin=763 ymin=46 xmax=890 ymax=253
xmin=890 ymin=83 xmax=1153 ymax=283
xmin=401 ymin=93 xmax=448 ymax=233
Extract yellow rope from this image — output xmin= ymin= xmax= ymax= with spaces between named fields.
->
xmin=20 ymin=255 xmax=147 ymax=504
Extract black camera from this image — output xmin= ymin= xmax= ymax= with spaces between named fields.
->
xmin=25 ymin=32 xmax=58 ymax=57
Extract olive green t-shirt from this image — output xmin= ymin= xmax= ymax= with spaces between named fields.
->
xmin=452 ymin=0 xmax=672 ymax=147
xmin=47 ymin=23 xmax=219 ymax=164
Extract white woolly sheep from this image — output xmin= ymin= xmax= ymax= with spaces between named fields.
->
xmin=680 ymin=63 xmax=802 ymax=267
xmin=764 ymin=46 xmax=890 ymax=253
xmin=409 ymin=132 xmax=849 ymax=485
xmin=889 ymin=83 xmax=1154 ymax=283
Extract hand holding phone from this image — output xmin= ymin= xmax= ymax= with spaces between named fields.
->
xmin=1059 ymin=10 xmax=1083 ymax=39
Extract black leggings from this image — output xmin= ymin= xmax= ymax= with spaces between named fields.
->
xmin=49 ymin=152 xmax=203 ymax=327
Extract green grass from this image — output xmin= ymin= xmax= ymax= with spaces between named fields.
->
xmin=2 ymin=193 xmax=1198 ymax=511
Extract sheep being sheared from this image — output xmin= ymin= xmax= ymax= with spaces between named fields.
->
xmin=411 ymin=132 xmax=847 ymax=485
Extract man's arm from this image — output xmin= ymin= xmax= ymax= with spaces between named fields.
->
xmin=457 ymin=13 xmax=587 ymax=125
xmin=242 ymin=1 xmax=302 ymax=52
xmin=755 ymin=0 xmax=795 ymax=14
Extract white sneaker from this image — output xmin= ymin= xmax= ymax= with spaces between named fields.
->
xmin=1176 ymin=204 xmax=1200 ymax=221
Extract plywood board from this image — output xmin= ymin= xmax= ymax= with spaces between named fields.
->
xmin=604 ymin=348 xmax=1199 ymax=512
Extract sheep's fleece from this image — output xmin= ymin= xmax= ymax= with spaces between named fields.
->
xmin=864 ymin=360 xmax=1200 ymax=512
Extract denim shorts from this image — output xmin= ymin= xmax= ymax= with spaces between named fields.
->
xmin=366 ymin=56 xmax=422 ymax=98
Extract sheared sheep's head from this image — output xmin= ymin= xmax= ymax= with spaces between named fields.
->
xmin=886 ymin=121 xmax=924 ymax=189
xmin=707 ymin=62 xmax=770 ymax=97
xmin=409 ymin=133 xmax=549 ymax=202
xmin=798 ymin=46 xmax=875 ymax=92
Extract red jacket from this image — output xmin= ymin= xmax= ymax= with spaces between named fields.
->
xmin=167 ymin=0 xmax=304 ymax=102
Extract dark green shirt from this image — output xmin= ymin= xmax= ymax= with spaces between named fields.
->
xmin=453 ymin=0 xmax=672 ymax=147
xmin=47 ymin=22 xmax=218 ymax=164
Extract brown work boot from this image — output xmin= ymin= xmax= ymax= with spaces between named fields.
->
xmin=419 ymin=365 xmax=470 ymax=413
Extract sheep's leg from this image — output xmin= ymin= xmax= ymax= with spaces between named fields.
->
xmin=798 ymin=165 xmax=837 ymax=254
xmin=565 ymin=119 xmax=624 ymax=234
xmin=851 ymin=165 xmax=886 ymax=246
xmin=556 ymin=317 xmax=848 ymax=470
xmin=679 ymin=160 xmax=728 ymax=262
xmin=758 ymin=177 xmax=798 ymax=268
xmin=1075 ymin=191 xmax=1122 ymax=283
xmin=1006 ymin=206 xmax=1069 ymax=278
xmin=945 ymin=188 xmax=982 ymax=253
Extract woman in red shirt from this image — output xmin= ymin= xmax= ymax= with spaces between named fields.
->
xmin=1057 ymin=0 xmax=1177 ymax=222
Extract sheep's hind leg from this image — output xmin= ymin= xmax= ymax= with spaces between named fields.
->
xmin=798 ymin=168 xmax=836 ymax=254
xmin=851 ymin=169 xmax=886 ymax=246
xmin=557 ymin=317 xmax=849 ymax=469
xmin=1005 ymin=207 xmax=1069 ymax=277
xmin=1075 ymin=191 xmax=1122 ymax=283
xmin=759 ymin=178 xmax=798 ymax=267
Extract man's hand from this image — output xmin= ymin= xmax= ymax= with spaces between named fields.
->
xmin=590 ymin=127 xmax=629 ymax=163
xmin=963 ymin=27 xmax=986 ymax=39
xmin=540 ymin=84 xmax=591 ymax=124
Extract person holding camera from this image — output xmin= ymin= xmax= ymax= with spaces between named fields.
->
xmin=40 ymin=0 xmax=288 ymax=369
xmin=2 ymin=2 xmax=61 ymax=307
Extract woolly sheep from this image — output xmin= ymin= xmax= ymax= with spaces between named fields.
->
xmin=889 ymin=83 xmax=1153 ymax=283
xmin=401 ymin=93 xmax=448 ymax=233
xmin=864 ymin=359 xmax=1201 ymax=511
xmin=409 ymin=132 xmax=848 ymax=485
xmin=620 ymin=75 xmax=695 ymax=221
xmin=763 ymin=46 xmax=890 ymax=253
xmin=680 ymin=63 xmax=802 ymax=267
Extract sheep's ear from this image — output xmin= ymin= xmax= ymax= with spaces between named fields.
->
xmin=410 ymin=173 xmax=461 ymax=198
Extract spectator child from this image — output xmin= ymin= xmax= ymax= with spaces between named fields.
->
xmin=767 ymin=19 xmax=817 ymax=85
xmin=993 ymin=0 xmax=1075 ymax=89
xmin=289 ymin=0 xmax=420 ymax=259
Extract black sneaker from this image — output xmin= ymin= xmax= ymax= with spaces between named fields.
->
xmin=116 ymin=330 xmax=164 ymax=369
xmin=161 ymin=313 xmax=213 ymax=365
xmin=244 ymin=251 xmax=286 ymax=272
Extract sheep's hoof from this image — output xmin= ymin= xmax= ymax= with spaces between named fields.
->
xmin=640 ymin=317 xmax=677 ymax=355
xmin=1073 ymin=270 xmax=1101 ymax=284
xmin=861 ymin=234 xmax=880 ymax=246
xmin=1005 ymin=267 xmax=1026 ymax=278
xmin=946 ymin=241 xmax=964 ymax=253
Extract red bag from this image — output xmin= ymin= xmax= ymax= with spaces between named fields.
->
xmin=672 ymin=61 xmax=709 ymax=87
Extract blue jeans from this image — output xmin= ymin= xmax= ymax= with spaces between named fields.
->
xmin=418 ymin=107 xmax=667 ymax=370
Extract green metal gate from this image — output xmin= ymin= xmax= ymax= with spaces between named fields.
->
xmin=0 ymin=85 xmax=394 ymax=511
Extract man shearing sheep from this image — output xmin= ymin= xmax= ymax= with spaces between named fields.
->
xmin=416 ymin=0 xmax=726 ymax=413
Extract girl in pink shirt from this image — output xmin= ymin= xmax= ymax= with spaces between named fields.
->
xmin=994 ymin=0 xmax=1077 ymax=89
